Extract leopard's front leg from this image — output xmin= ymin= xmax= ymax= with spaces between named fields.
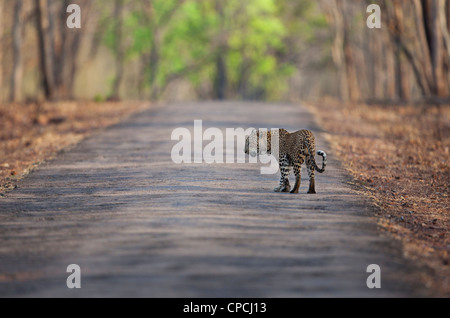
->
xmin=274 ymin=154 xmax=291 ymax=192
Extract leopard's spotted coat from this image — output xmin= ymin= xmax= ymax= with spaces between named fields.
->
xmin=245 ymin=128 xmax=327 ymax=193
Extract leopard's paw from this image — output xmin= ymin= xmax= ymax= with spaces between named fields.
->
xmin=273 ymin=186 xmax=282 ymax=192
xmin=274 ymin=185 xmax=290 ymax=192
xmin=281 ymin=185 xmax=291 ymax=192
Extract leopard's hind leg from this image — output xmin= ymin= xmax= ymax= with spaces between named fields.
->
xmin=306 ymin=155 xmax=316 ymax=194
xmin=274 ymin=154 xmax=291 ymax=192
xmin=290 ymin=154 xmax=304 ymax=194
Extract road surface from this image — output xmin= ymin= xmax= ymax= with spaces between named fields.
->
xmin=0 ymin=102 xmax=426 ymax=297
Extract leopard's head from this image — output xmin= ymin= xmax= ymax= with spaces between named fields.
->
xmin=244 ymin=129 xmax=272 ymax=157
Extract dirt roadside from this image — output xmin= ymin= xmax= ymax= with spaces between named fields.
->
xmin=306 ymin=99 xmax=449 ymax=295
xmin=0 ymin=101 xmax=152 ymax=194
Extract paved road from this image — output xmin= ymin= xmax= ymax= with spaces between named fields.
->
xmin=0 ymin=102 xmax=426 ymax=297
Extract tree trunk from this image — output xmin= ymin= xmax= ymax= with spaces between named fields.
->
xmin=325 ymin=0 xmax=349 ymax=102
xmin=149 ymin=29 xmax=160 ymax=100
xmin=53 ymin=0 xmax=70 ymax=98
xmin=0 ymin=0 xmax=3 ymax=102
xmin=415 ymin=0 xmax=437 ymax=95
xmin=439 ymin=0 xmax=450 ymax=61
xmin=439 ymin=0 xmax=450 ymax=91
xmin=35 ymin=0 xmax=52 ymax=99
xmin=392 ymin=1 xmax=409 ymax=100
xmin=341 ymin=2 xmax=360 ymax=102
xmin=370 ymin=28 xmax=384 ymax=99
xmin=110 ymin=0 xmax=124 ymax=100
xmin=419 ymin=0 xmax=448 ymax=96
xmin=343 ymin=33 xmax=360 ymax=102
xmin=214 ymin=53 xmax=227 ymax=100
xmin=213 ymin=0 xmax=227 ymax=100
xmin=429 ymin=0 xmax=448 ymax=96
xmin=42 ymin=0 xmax=57 ymax=99
xmin=65 ymin=30 xmax=82 ymax=99
xmin=10 ymin=0 xmax=23 ymax=102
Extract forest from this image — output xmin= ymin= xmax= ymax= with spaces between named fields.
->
xmin=0 ymin=0 xmax=449 ymax=296
xmin=1 ymin=0 xmax=449 ymax=103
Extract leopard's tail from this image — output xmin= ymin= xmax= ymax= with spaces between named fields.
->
xmin=313 ymin=150 xmax=327 ymax=173
xmin=304 ymin=132 xmax=326 ymax=173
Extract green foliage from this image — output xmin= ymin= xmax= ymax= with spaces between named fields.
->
xmin=99 ymin=0 xmax=328 ymax=100
xmin=94 ymin=94 xmax=105 ymax=103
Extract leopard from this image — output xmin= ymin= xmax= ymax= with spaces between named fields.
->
xmin=244 ymin=128 xmax=327 ymax=194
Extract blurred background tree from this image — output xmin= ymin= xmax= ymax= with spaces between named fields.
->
xmin=0 ymin=0 xmax=449 ymax=103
